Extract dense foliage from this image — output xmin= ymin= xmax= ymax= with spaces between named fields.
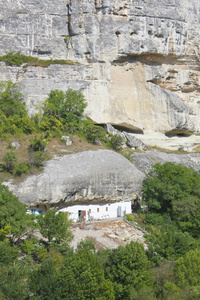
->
xmin=142 ymin=162 xmax=200 ymax=237
xmin=1 ymin=160 xmax=200 ymax=299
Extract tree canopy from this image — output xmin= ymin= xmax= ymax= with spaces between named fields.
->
xmin=42 ymin=89 xmax=87 ymax=122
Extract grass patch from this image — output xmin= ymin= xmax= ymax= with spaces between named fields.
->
xmin=0 ymin=134 xmax=105 ymax=184
xmin=0 ymin=51 xmax=76 ymax=68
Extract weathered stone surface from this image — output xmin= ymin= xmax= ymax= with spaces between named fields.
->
xmin=0 ymin=0 xmax=68 ymax=58
xmin=104 ymin=123 xmax=118 ymax=135
xmin=133 ymin=151 xmax=200 ymax=175
xmin=1 ymin=0 xmax=200 ymax=136
xmin=123 ymin=132 xmax=147 ymax=150
xmin=61 ymin=136 xmax=72 ymax=146
xmin=4 ymin=149 xmax=200 ymax=207
xmin=4 ymin=150 xmax=144 ymax=206
xmin=11 ymin=142 xmax=20 ymax=149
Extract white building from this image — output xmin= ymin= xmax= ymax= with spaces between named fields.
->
xmin=26 ymin=208 xmax=45 ymax=216
xmin=57 ymin=200 xmax=132 ymax=222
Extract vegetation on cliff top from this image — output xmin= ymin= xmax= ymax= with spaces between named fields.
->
xmin=0 ymin=80 xmax=125 ymax=182
xmin=0 ymin=51 xmax=76 ymax=67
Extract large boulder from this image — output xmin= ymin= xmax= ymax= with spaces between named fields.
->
xmin=5 ymin=150 xmax=144 ymax=206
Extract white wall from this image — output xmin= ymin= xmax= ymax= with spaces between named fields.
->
xmin=57 ymin=200 xmax=132 ymax=222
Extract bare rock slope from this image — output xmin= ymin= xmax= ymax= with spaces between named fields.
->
xmin=5 ymin=150 xmax=144 ymax=207
xmin=4 ymin=149 xmax=200 ymax=207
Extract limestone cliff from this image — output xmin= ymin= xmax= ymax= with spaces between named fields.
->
xmin=1 ymin=0 xmax=200 ymax=134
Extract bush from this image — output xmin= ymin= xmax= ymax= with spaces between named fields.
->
xmin=83 ymin=121 xmax=107 ymax=144
xmin=0 ymin=51 xmax=75 ymax=67
xmin=0 ymin=241 xmax=19 ymax=265
xmin=142 ymin=162 xmax=200 ymax=214
xmin=29 ymin=136 xmax=47 ymax=152
xmin=15 ymin=163 xmax=29 ymax=176
xmin=109 ymin=134 xmax=125 ymax=152
xmin=144 ymin=212 xmax=165 ymax=225
xmin=126 ymin=214 xmax=134 ymax=222
xmin=38 ymin=115 xmax=64 ymax=134
xmin=42 ymin=89 xmax=87 ymax=123
xmin=0 ymin=51 xmax=32 ymax=66
xmin=28 ymin=151 xmax=46 ymax=168
xmin=0 ymin=81 xmax=26 ymax=118
xmin=2 ymin=151 xmax=18 ymax=173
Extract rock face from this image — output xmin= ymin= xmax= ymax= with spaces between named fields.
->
xmin=1 ymin=0 xmax=200 ymax=135
xmin=5 ymin=150 xmax=144 ymax=207
xmin=133 ymin=151 xmax=200 ymax=175
xmin=4 ymin=149 xmax=200 ymax=207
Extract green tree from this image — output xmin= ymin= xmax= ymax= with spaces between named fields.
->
xmin=0 ymin=259 xmax=30 ymax=300
xmin=0 ymin=183 xmax=34 ymax=244
xmin=42 ymin=89 xmax=87 ymax=123
xmin=105 ymin=241 xmax=153 ymax=299
xmin=145 ymin=224 xmax=198 ymax=262
xmin=142 ymin=162 xmax=200 ymax=214
xmin=29 ymin=258 xmax=60 ymax=300
xmin=2 ymin=151 xmax=18 ymax=173
xmin=0 ymin=81 xmax=26 ymax=117
xmin=172 ymin=196 xmax=200 ymax=237
xmin=174 ymin=248 xmax=200 ymax=287
xmin=59 ymin=239 xmax=115 ymax=300
xmin=0 ymin=240 xmax=19 ymax=265
xmin=142 ymin=162 xmax=200 ymax=237
xmin=38 ymin=209 xmax=73 ymax=250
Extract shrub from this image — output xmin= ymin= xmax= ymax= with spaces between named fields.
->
xmin=142 ymin=162 xmax=200 ymax=214
xmin=109 ymin=134 xmax=125 ymax=152
xmin=144 ymin=212 xmax=165 ymax=225
xmin=2 ymin=151 xmax=18 ymax=173
xmin=0 ymin=241 xmax=19 ymax=265
xmin=0 ymin=51 xmax=75 ymax=67
xmin=39 ymin=115 xmax=64 ymax=133
xmin=29 ymin=136 xmax=47 ymax=152
xmin=42 ymin=89 xmax=87 ymax=123
xmin=28 ymin=151 xmax=45 ymax=168
xmin=123 ymin=150 xmax=135 ymax=163
xmin=15 ymin=163 xmax=29 ymax=176
xmin=83 ymin=121 xmax=107 ymax=144
xmin=0 ymin=81 xmax=26 ymax=118
xmin=126 ymin=214 xmax=134 ymax=222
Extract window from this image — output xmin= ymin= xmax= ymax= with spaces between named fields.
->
xmin=97 ymin=208 xmax=99 ymax=212
xmin=31 ymin=209 xmax=36 ymax=215
xmin=89 ymin=209 xmax=91 ymax=213
xmin=106 ymin=207 xmax=108 ymax=211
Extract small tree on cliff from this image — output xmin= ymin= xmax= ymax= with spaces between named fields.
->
xmin=42 ymin=89 xmax=87 ymax=123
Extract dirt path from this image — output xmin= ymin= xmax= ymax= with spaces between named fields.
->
xmin=70 ymin=218 xmax=147 ymax=250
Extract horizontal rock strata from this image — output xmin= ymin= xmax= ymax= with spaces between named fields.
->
xmin=1 ymin=0 xmax=200 ymax=134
